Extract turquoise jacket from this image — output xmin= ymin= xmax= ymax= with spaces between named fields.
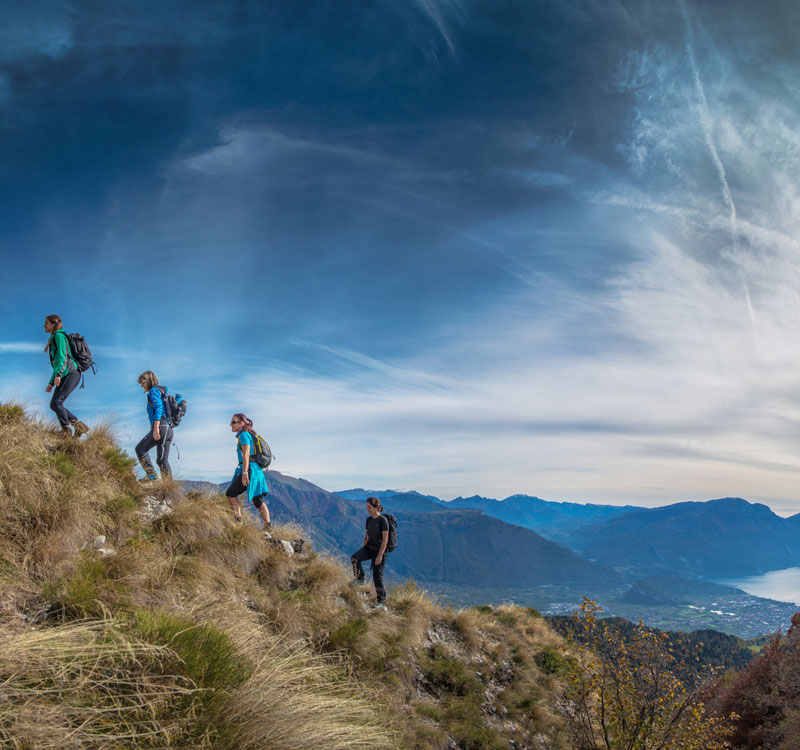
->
xmin=48 ymin=330 xmax=77 ymax=385
xmin=233 ymin=430 xmax=269 ymax=501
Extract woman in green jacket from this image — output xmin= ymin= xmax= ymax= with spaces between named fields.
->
xmin=44 ymin=315 xmax=88 ymax=437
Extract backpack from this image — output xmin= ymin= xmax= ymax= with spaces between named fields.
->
xmin=383 ymin=513 xmax=398 ymax=553
xmin=249 ymin=433 xmax=273 ymax=468
xmin=155 ymin=386 xmax=187 ymax=427
xmin=64 ymin=332 xmax=96 ymax=374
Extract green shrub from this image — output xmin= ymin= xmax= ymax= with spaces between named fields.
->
xmin=472 ymin=605 xmax=493 ymax=614
xmin=424 ymin=646 xmax=482 ymax=697
xmin=105 ymin=446 xmax=136 ymax=477
xmin=51 ymin=451 xmax=76 ymax=477
xmin=0 ymin=403 xmax=24 ymax=423
xmin=133 ymin=609 xmax=248 ymax=692
xmin=43 ymin=557 xmax=120 ymax=617
xmin=329 ymin=617 xmax=368 ymax=650
xmin=534 ymin=647 xmax=571 ymax=676
xmin=525 ymin=607 xmax=542 ymax=618
xmin=494 ymin=611 xmax=517 ymax=627
xmin=106 ymin=493 xmax=138 ymax=514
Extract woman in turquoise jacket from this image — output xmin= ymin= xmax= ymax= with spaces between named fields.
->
xmin=43 ymin=314 xmax=88 ymax=437
xmin=226 ymin=413 xmax=270 ymax=529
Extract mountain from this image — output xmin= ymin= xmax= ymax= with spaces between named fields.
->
xmin=184 ymin=474 xmax=622 ymax=590
xmin=618 ymin=576 xmax=752 ymax=606
xmin=445 ymin=494 xmax=642 ymax=542
xmin=368 ymin=491 xmax=445 ymax=512
xmin=336 ymin=488 xmax=442 ymax=503
xmin=566 ymin=497 xmax=800 ymax=578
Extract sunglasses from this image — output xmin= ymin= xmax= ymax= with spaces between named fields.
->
xmin=230 ymin=419 xmax=242 ymax=426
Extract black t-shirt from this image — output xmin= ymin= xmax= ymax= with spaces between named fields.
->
xmin=366 ymin=514 xmax=389 ymax=549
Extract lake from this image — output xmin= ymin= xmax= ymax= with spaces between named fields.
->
xmin=715 ymin=567 xmax=800 ymax=606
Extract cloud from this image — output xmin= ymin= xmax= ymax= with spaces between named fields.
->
xmin=0 ymin=342 xmax=45 ymax=353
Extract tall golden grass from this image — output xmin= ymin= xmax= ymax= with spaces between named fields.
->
xmin=0 ymin=402 xmax=573 ymax=749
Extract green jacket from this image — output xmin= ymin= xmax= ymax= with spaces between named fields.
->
xmin=48 ymin=330 xmax=77 ymax=385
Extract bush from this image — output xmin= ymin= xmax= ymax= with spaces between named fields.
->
xmin=0 ymin=403 xmax=25 ymax=423
xmin=329 ymin=617 xmax=368 ymax=650
xmin=534 ymin=647 xmax=571 ymax=676
xmin=424 ymin=646 xmax=482 ymax=698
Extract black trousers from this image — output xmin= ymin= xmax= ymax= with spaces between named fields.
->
xmin=351 ymin=546 xmax=386 ymax=603
xmin=135 ymin=425 xmax=173 ymax=477
xmin=225 ymin=474 xmax=267 ymax=509
xmin=50 ymin=370 xmax=81 ymax=427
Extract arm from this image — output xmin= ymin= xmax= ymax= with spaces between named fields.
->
xmin=149 ymin=389 xmax=164 ymax=440
xmin=375 ymin=529 xmax=389 ymax=565
xmin=49 ymin=333 xmax=69 ymax=386
xmin=241 ymin=439 xmax=251 ymax=487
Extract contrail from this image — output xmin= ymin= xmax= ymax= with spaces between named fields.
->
xmin=416 ymin=0 xmax=459 ymax=59
xmin=679 ymin=0 xmax=737 ymax=248
xmin=680 ymin=0 xmax=760 ymax=345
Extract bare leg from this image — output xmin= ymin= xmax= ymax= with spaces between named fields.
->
xmin=258 ymin=503 xmax=270 ymax=526
xmin=228 ymin=495 xmax=243 ymax=520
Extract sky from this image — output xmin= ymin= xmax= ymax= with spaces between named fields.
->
xmin=3 ymin=0 xmax=800 ymax=512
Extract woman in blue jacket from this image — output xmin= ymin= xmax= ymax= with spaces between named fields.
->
xmin=226 ymin=413 xmax=270 ymax=529
xmin=136 ymin=370 xmax=173 ymax=481
xmin=44 ymin=314 xmax=88 ymax=437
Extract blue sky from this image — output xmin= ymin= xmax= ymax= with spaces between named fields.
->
xmin=3 ymin=0 xmax=800 ymax=512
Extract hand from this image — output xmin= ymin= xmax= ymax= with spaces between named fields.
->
xmin=46 ymin=384 xmax=53 ymax=393
xmin=153 ymin=426 xmax=161 ymax=441
xmin=375 ymin=555 xmax=383 ymax=566
xmin=53 ymin=376 xmax=61 ymax=387
xmin=242 ymin=470 xmax=249 ymax=487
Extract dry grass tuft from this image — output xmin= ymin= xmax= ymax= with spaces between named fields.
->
xmin=0 ymin=618 xmax=199 ymax=749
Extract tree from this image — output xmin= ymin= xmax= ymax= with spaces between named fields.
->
xmin=563 ymin=599 xmax=733 ymax=750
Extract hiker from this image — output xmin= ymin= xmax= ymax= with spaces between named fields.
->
xmin=135 ymin=371 xmax=173 ymax=481
xmin=226 ymin=413 xmax=271 ymax=529
xmin=44 ymin=315 xmax=89 ymax=437
xmin=350 ymin=496 xmax=389 ymax=609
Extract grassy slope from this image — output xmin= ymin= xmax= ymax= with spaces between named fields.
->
xmin=0 ymin=404 xmax=573 ymax=750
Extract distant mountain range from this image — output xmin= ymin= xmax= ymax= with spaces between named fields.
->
xmin=183 ymin=475 xmax=622 ymax=590
xmin=339 ymin=488 xmax=800 ymax=580
xmin=564 ymin=497 xmax=800 ymax=578
xmin=181 ymin=479 xmax=800 ymax=635
xmin=336 ymin=488 xmax=641 ymax=543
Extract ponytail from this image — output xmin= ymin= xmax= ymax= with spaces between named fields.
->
xmin=232 ymin=413 xmax=256 ymax=438
xmin=44 ymin=314 xmax=64 ymax=352
xmin=366 ymin=497 xmax=383 ymax=513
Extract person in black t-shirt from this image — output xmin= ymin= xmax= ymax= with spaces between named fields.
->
xmin=350 ymin=496 xmax=389 ymax=608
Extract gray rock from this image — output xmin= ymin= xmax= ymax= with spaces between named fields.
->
xmin=93 ymin=535 xmax=106 ymax=549
xmin=139 ymin=495 xmax=173 ymax=522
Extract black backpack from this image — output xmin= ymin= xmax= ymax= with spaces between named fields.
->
xmin=383 ymin=513 xmax=398 ymax=553
xmin=249 ymin=433 xmax=273 ymax=468
xmin=155 ymin=386 xmax=187 ymax=427
xmin=64 ymin=332 xmax=96 ymax=374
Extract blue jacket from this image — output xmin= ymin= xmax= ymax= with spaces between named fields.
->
xmin=146 ymin=386 xmax=167 ymax=425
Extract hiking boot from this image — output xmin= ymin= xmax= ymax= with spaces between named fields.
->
xmin=138 ymin=474 xmax=158 ymax=483
xmin=60 ymin=425 xmax=73 ymax=437
xmin=233 ymin=515 xmax=242 ymax=523
xmin=349 ymin=578 xmax=366 ymax=587
xmin=263 ymin=521 xmax=272 ymax=531
xmin=373 ymin=602 xmax=387 ymax=611
xmin=70 ymin=419 xmax=89 ymax=438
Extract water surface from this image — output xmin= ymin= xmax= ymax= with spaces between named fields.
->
xmin=716 ymin=567 xmax=800 ymax=606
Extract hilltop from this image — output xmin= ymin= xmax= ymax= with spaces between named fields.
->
xmin=0 ymin=404 xmax=575 ymax=749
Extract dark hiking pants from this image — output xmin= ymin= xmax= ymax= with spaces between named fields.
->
xmin=351 ymin=546 xmax=386 ymax=603
xmin=50 ymin=370 xmax=82 ymax=427
xmin=135 ymin=425 xmax=173 ymax=477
